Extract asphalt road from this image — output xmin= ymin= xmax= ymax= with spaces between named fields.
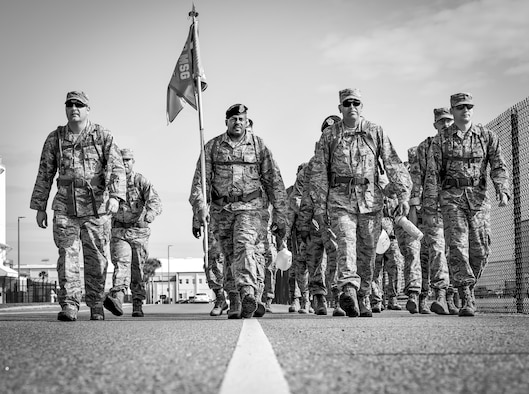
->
xmin=1 ymin=303 xmax=528 ymax=394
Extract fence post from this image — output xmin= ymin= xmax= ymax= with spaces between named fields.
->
xmin=510 ymin=107 xmax=523 ymax=313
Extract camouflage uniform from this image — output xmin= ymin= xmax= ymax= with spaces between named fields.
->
xmin=285 ymin=185 xmax=301 ymax=310
xmin=409 ymin=144 xmax=450 ymax=301
xmin=257 ymin=207 xmax=277 ymax=304
xmin=110 ymin=164 xmax=162 ymax=303
xmin=311 ymin=118 xmax=411 ymax=300
xmin=423 ymin=94 xmax=510 ymax=310
xmin=30 ymin=118 xmax=126 ymax=311
xmin=189 ymin=106 xmax=287 ymax=318
xmin=371 ymin=200 xmax=402 ymax=307
xmin=286 ymin=163 xmax=311 ymax=312
xmin=298 ymin=155 xmax=339 ymax=310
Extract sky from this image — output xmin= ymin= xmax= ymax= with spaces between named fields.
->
xmin=1 ymin=0 xmax=529 ymax=268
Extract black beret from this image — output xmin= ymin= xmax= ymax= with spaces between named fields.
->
xmin=321 ymin=115 xmax=341 ymax=132
xmin=226 ymin=103 xmax=248 ymax=119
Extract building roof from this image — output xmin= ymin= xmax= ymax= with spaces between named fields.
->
xmin=0 ymin=264 xmax=18 ymax=277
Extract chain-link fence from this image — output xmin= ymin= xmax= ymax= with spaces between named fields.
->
xmin=478 ymin=97 xmax=529 ymax=313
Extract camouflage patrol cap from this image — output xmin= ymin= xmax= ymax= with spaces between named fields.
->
xmin=121 ymin=148 xmax=134 ymax=159
xmin=433 ymin=107 xmax=453 ymax=122
xmin=339 ymin=88 xmax=362 ymax=103
xmin=65 ymin=91 xmax=89 ymax=106
xmin=226 ymin=104 xmax=248 ymax=119
xmin=321 ymin=115 xmax=341 ymax=132
xmin=450 ymin=92 xmax=473 ymax=107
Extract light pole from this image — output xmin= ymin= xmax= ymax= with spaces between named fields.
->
xmin=167 ymin=244 xmax=173 ymax=304
xmin=17 ymin=216 xmax=25 ymax=278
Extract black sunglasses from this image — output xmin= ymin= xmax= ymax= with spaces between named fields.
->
xmin=342 ymin=99 xmax=361 ymax=108
xmin=65 ymin=101 xmax=87 ymax=108
xmin=454 ymin=104 xmax=474 ymax=111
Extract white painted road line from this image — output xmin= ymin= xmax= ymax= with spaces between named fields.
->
xmin=219 ymin=318 xmax=290 ymax=394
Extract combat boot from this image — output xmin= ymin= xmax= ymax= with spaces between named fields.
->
xmin=358 ymin=295 xmax=373 ymax=317
xmin=446 ymin=289 xmax=460 ymax=315
xmin=103 ymin=289 xmax=124 ymax=316
xmin=430 ymin=288 xmax=449 ymax=315
xmin=332 ymin=289 xmax=346 ymax=316
xmin=406 ymin=291 xmax=419 ymax=314
xmin=132 ymin=300 xmax=144 ymax=317
xmin=265 ymin=298 xmax=274 ymax=313
xmin=253 ymin=302 xmax=266 ymax=317
xmin=339 ymin=284 xmax=360 ymax=317
xmin=387 ymin=296 xmax=402 ymax=310
xmin=419 ymin=293 xmax=432 ymax=314
xmin=288 ymin=298 xmax=300 ymax=313
xmin=458 ymin=286 xmax=475 ymax=317
xmin=240 ymin=286 xmax=257 ymax=318
xmin=210 ymin=289 xmax=228 ymax=317
xmin=314 ymin=294 xmax=327 ymax=315
xmin=227 ymin=292 xmax=242 ymax=319
xmin=57 ymin=304 xmax=78 ymax=321
xmin=371 ymin=300 xmax=383 ymax=313
xmin=298 ymin=295 xmax=310 ymax=314
xmin=90 ymin=305 xmax=105 ymax=321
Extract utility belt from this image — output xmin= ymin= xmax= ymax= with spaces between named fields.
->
xmin=212 ymin=189 xmax=262 ymax=205
xmin=442 ymin=177 xmax=484 ymax=189
xmin=330 ymin=174 xmax=369 ymax=192
xmin=56 ymin=176 xmax=104 ymax=217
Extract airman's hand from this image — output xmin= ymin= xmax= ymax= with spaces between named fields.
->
xmin=106 ymin=197 xmax=119 ymax=215
xmin=394 ymin=201 xmax=410 ymax=218
xmin=498 ymin=192 xmax=508 ymax=207
xmin=36 ymin=210 xmax=48 ymax=229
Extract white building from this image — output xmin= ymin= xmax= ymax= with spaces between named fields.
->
xmin=149 ymin=257 xmax=210 ymax=304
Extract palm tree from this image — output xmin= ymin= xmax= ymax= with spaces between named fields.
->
xmin=144 ymin=258 xmax=162 ymax=304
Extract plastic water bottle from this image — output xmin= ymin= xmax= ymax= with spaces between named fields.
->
xmin=395 ymin=215 xmax=423 ymax=241
xmin=275 ymin=244 xmax=292 ymax=271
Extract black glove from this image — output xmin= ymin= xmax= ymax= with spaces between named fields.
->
xmin=192 ymin=226 xmax=202 ymax=239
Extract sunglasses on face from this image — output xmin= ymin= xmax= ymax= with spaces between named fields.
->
xmin=454 ymin=104 xmax=474 ymax=111
xmin=342 ymin=100 xmax=361 ymax=108
xmin=65 ymin=101 xmax=87 ymax=108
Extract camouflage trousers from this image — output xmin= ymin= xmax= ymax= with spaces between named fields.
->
xmin=419 ymin=211 xmax=449 ymax=294
xmin=214 ymin=209 xmax=263 ymax=293
xmin=110 ymin=226 xmax=150 ymax=301
xmin=204 ymin=227 xmax=224 ymax=291
xmin=371 ymin=238 xmax=401 ymax=303
xmin=292 ymin=230 xmax=309 ymax=298
xmin=330 ymin=210 xmax=382 ymax=297
xmin=305 ymin=224 xmax=338 ymax=296
xmin=256 ymin=227 xmax=277 ymax=301
xmin=395 ymin=223 xmax=421 ymax=295
xmin=441 ymin=201 xmax=491 ymax=287
xmin=286 ymin=235 xmax=301 ymax=300
xmin=53 ymin=212 xmax=111 ymax=308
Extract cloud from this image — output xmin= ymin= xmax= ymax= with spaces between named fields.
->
xmin=319 ymin=0 xmax=529 ymax=82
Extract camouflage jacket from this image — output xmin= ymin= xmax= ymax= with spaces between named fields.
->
xmin=297 ymin=156 xmax=320 ymax=233
xmin=408 ymin=136 xmax=438 ymax=208
xmin=30 ymin=122 xmax=126 ymax=217
xmin=423 ymin=123 xmax=510 ymax=213
xmin=113 ymin=171 xmax=162 ymax=225
xmin=189 ymin=131 xmax=287 ymax=227
xmin=310 ymin=119 xmax=411 ymax=216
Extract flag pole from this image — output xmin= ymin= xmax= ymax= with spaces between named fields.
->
xmin=190 ymin=6 xmax=209 ymax=269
